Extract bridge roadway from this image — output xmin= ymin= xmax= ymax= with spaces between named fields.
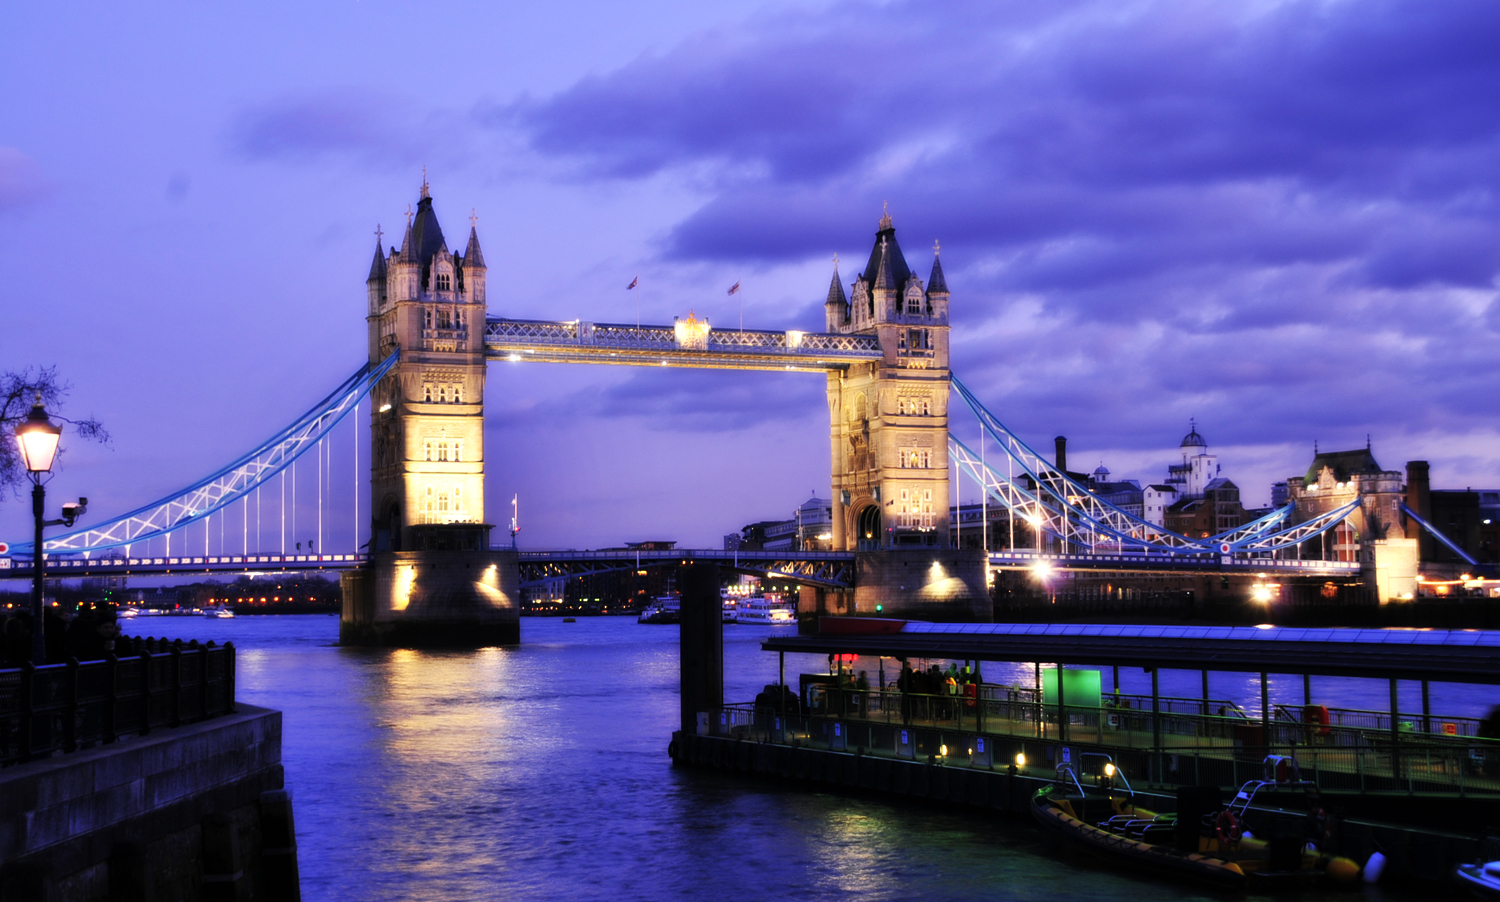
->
xmin=0 ymin=548 xmax=1359 ymax=580
xmin=0 ymin=553 xmax=369 ymax=578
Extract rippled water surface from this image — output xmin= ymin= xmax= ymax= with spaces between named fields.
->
xmin=129 ymin=615 xmax=1480 ymax=901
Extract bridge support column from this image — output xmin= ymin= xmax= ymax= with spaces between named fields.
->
xmin=849 ymin=548 xmax=990 ymax=622
xmin=1362 ymin=538 xmax=1418 ymax=603
xmin=340 ymin=528 xmax=519 ymax=647
xmin=679 ymin=564 xmax=722 ymax=735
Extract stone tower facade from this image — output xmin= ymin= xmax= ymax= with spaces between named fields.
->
xmin=366 ymin=180 xmax=488 ymax=551
xmin=823 ymin=211 xmax=952 ymax=551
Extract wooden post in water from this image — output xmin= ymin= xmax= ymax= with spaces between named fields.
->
xmin=679 ymin=564 xmax=723 ymax=736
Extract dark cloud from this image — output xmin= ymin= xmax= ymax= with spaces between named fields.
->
xmin=495 ymin=0 xmax=1500 ymax=485
xmin=508 ymin=0 xmax=1500 ymax=285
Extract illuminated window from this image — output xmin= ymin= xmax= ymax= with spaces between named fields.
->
xmin=900 ymin=449 xmax=932 ymax=469
xmin=423 ymin=309 xmax=434 ymax=329
xmin=422 ymin=383 xmax=434 ymax=402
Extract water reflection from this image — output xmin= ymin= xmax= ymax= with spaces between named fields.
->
xmin=130 ymin=616 xmax=1453 ymax=901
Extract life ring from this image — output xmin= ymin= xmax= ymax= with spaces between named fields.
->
xmin=667 ymin=739 xmax=679 ymax=760
xmin=1216 ymin=808 xmax=1242 ymax=845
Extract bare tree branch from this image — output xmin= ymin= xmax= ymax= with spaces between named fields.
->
xmin=0 ymin=367 xmax=111 ymax=500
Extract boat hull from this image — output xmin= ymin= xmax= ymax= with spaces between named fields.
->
xmin=1031 ymin=787 xmax=1247 ymax=888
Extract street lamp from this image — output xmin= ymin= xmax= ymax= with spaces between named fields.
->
xmin=16 ymin=395 xmax=61 ymax=664
xmin=16 ymin=396 xmax=85 ymax=664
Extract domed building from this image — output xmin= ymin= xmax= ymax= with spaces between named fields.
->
xmin=1167 ymin=420 xmax=1218 ymax=497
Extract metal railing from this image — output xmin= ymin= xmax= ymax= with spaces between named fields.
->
xmin=704 ymin=682 xmax=1500 ymax=798
xmin=1274 ymin=702 xmax=1486 ymax=739
xmin=0 ymin=638 xmax=236 ymax=766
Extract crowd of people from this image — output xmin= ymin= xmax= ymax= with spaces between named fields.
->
xmin=0 ymin=603 xmax=122 ymax=667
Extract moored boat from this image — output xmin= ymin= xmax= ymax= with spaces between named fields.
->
xmin=637 ymin=596 xmax=680 ymax=624
xmin=1031 ymin=754 xmax=1361 ymax=889
xmin=734 ymin=595 xmax=795 ymax=625
xmin=1456 ymin=861 xmax=1500 ymax=900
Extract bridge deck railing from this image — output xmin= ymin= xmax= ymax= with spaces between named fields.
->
xmin=0 ymin=639 xmax=235 ymax=767
xmin=713 ymin=686 xmax=1500 ymax=797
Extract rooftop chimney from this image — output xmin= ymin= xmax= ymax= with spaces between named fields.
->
xmin=1055 ymin=436 xmax=1067 ymax=474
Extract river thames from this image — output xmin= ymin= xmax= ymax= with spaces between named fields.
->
xmin=134 ymin=615 xmax=1476 ymax=901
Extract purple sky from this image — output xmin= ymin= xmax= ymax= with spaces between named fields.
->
xmin=3 ymin=0 xmax=1499 ymax=556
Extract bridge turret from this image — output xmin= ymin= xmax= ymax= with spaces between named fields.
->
xmin=824 ymin=262 xmax=849 ymax=332
xmin=366 ymin=232 xmax=388 ymax=313
xmin=459 ymin=219 xmax=486 ymax=307
xmin=925 ymin=245 xmax=949 ymax=322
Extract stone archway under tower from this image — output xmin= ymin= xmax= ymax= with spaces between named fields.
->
xmin=854 ymin=503 xmax=882 ymax=551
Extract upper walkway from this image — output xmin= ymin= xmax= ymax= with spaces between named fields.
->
xmin=485 ymin=317 xmax=882 ymax=372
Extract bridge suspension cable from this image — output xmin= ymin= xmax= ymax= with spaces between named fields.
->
xmin=10 ymin=354 xmax=397 ymax=555
xmin=948 ymin=375 xmax=1362 ymax=558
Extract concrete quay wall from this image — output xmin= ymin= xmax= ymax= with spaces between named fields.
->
xmin=0 ymin=705 xmax=298 ymax=901
xmin=670 ymin=730 xmax=1496 ymax=889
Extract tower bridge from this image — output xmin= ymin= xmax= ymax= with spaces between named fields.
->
xmin=6 ymin=178 xmax=1462 ymax=645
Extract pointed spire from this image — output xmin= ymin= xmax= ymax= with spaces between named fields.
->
xmin=399 ymin=210 xmax=414 ymax=259
xmin=825 ymin=255 xmax=848 ymax=308
xmin=464 ymin=215 xmax=486 ymax=270
xmin=879 ymin=201 xmax=893 ymax=231
xmin=367 ymin=225 xmax=387 ymax=282
xmin=420 ymin=166 xmax=430 ymax=200
xmin=927 ymin=240 xmax=948 ymax=295
xmin=873 ymin=236 xmax=894 ymax=290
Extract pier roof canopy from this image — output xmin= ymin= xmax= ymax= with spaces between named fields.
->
xmin=763 ymin=620 xmax=1500 ymax=684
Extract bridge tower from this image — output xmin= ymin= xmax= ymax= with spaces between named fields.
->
xmin=342 ymin=178 xmax=519 ymax=646
xmin=365 ymin=177 xmax=488 ymax=550
xmin=825 ymin=209 xmax=953 ymax=552
xmin=817 ymin=210 xmax=988 ymax=620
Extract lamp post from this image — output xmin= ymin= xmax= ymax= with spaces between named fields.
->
xmin=15 ymin=395 xmax=61 ymax=665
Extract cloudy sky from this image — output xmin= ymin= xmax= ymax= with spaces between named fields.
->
xmin=2 ymin=0 xmax=1498 ymax=556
